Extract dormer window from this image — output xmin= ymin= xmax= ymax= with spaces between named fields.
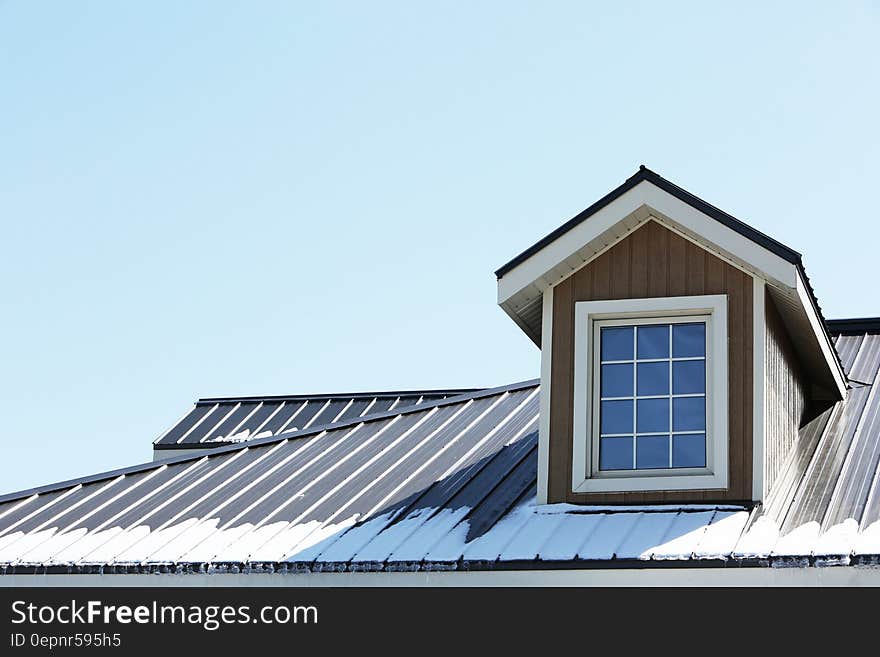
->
xmin=496 ymin=167 xmax=848 ymax=505
xmin=596 ymin=319 xmax=707 ymax=472
xmin=572 ymin=295 xmax=728 ymax=493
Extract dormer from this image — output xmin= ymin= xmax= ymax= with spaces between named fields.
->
xmin=496 ymin=167 xmax=847 ymax=505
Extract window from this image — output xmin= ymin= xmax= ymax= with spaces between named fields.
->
xmin=572 ymin=295 xmax=728 ymax=493
xmin=597 ymin=320 xmax=707 ymax=472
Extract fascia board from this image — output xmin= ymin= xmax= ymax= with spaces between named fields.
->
xmin=497 ymin=186 xmax=649 ymax=304
xmin=795 ymin=272 xmax=848 ymax=399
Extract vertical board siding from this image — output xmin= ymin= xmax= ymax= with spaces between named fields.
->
xmin=549 ymin=220 xmax=753 ymax=504
xmin=764 ymin=291 xmax=808 ymax=494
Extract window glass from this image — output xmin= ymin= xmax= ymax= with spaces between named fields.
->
xmin=672 ymin=323 xmax=705 ymax=358
xmin=601 ymin=327 xmax=633 ymax=361
xmin=672 ymin=397 xmax=706 ymax=431
xmin=637 ymin=325 xmax=669 ymax=359
xmin=672 ymin=360 xmax=705 ymax=394
xmin=673 ymin=434 xmax=706 ymax=468
xmin=636 ymin=435 xmax=669 ymax=469
xmin=636 ymin=362 xmax=668 ymax=396
xmin=636 ymin=398 xmax=668 ymax=433
xmin=601 ymin=363 xmax=632 ymax=397
xmin=600 ymin=400 xmax=632 ymax=434
xmin=600 ymin=437 xmax=634 ymax=470
xmin=598 ymin=321 xmax=707 ymax=471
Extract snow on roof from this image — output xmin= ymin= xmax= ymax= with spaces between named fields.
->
xmin=1 ymin=327 xmax=880 ymax=575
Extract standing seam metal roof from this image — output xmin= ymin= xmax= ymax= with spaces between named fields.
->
xmin=1 ymin=322 xmax=879 ymax=574
xmin=154 ymin=389 xmax=481 ymax=449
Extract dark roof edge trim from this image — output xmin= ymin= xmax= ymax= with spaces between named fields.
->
xmin=0 ymin=379 xmax=540 ymax=506
xmin=826 ymin=317 xmax=880 ymax=335
xmin=495 ymin=165 xmax=802 ymax=278
xmin=196 ymin=387 xmax=484 ymax=405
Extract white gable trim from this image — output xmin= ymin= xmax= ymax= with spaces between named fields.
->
xmin=796 ymin=272 xmax=848 ymax=397
xmin=536 ymin=286 xmax=553 ymax=504
xmin=752 ymin=277 xmax=767 ymax=501
xmin=497 ymin=179 xmax=796 ymax=306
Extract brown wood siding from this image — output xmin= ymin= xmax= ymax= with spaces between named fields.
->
xmin=764 ymin=290 xmax=808 ymax=494
xmin=548 ymin=220 xmax=753 ymax=504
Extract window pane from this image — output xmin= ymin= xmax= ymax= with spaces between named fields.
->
xmin=672 ymin=360 xmax=705 ymax=394
xmin=600 ymin=437 xmax=633 ymax=470
xmin=637 ymin=362 xmax=669 ymax=396
xmin=672 ymin=323 xmax=705 ymax=358
xmin=601 ymin=327 xmax=633 ymax=361
xmin=673 ymin=434 xmax=706 ymax=468
xmin=636 ymin=435 xmax=670 ymax=469
xmin=673 ymin=397 xmax=706 ymax=431
xmin=637 ymin=325 xmax=669 ymax=359
xmin=636 ymin=398 xmax=669 ymax=433
xmin=601 ymin=400 xmax=633 ymax=434
xmin=601 ymin=363 xmax=633 ymax=397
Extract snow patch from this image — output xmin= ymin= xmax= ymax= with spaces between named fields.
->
xmin=733 ymin=515 xmax=779 ymax=559
xmin=854 ymin=519 xmax=880 ymax=556
xmin=772 ymin=521 xmax=820 ymax=557
xmin=352 ymin=507 xmax=437 ymax=563
xmin=813 ymin=518 xmax=859 ymax=557
xmin=649 ymin=512 xmax=715 ymax=560
xmin=615 ymin=512 xmax=678 ymax=560
xmin=693 ymin=511 xmax=750 ymax=559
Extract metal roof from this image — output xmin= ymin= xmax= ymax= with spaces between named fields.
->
xmin=154 ymin=389 xmax=480 ymax=450
xmin=0 ymin=381 xmax=543 ymax=572
xmin=1 ymin=322 xmax=879 ymax=574
xmin=745 ymin=325 xmax=880 ymax=563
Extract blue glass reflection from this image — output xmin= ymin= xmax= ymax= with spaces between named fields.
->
xmin=637 ymin=362 xmax=669 ymax=396
xmin=601 ymin=363 xmax=633 ymax=398
xmin=672 ymin=323 xmax=705 ymax=358
xmin=601 ymin=400 xmax=633 ymax=434
xmin=601 ymin=327 xmax=633 ymax=361
xmin=636 ymin=435 xmax=670 ymax=469
xmin=637 ymin=325 xmax=669 ymax=359
xmin=672 ymin=397 xmax=705 ymax=431
xmin=673 ymin=434 xmax=706 ymax=468
xmin=600 ymin=437 xmax=634 ymax=470
xmin=637 ymin=398 xmax=669 ymax=433
xmin=672 ymin=360 xmax=705 ymax=394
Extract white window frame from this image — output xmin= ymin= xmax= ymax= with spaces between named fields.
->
xmin=572 ymin=295 xmax=728 ymax=493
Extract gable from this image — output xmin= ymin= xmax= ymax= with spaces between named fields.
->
xmin=496 ymin=167 xmax=846 ymax=400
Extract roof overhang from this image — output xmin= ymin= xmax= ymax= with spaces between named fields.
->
xmin=496 ymin=167 xmax=847 ymax=400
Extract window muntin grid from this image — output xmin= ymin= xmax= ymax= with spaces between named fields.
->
xmin=597 ymin=321 xmax=707 ymax=471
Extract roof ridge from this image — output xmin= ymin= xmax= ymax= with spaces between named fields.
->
xmin=195 ymin=387 xmax=484 ymax=405
xmin=0 ymin=379 xmax=540 ymax=506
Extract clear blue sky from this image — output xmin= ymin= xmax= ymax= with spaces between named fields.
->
xmin=1 ymin=2 xmax=878 ymax=495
